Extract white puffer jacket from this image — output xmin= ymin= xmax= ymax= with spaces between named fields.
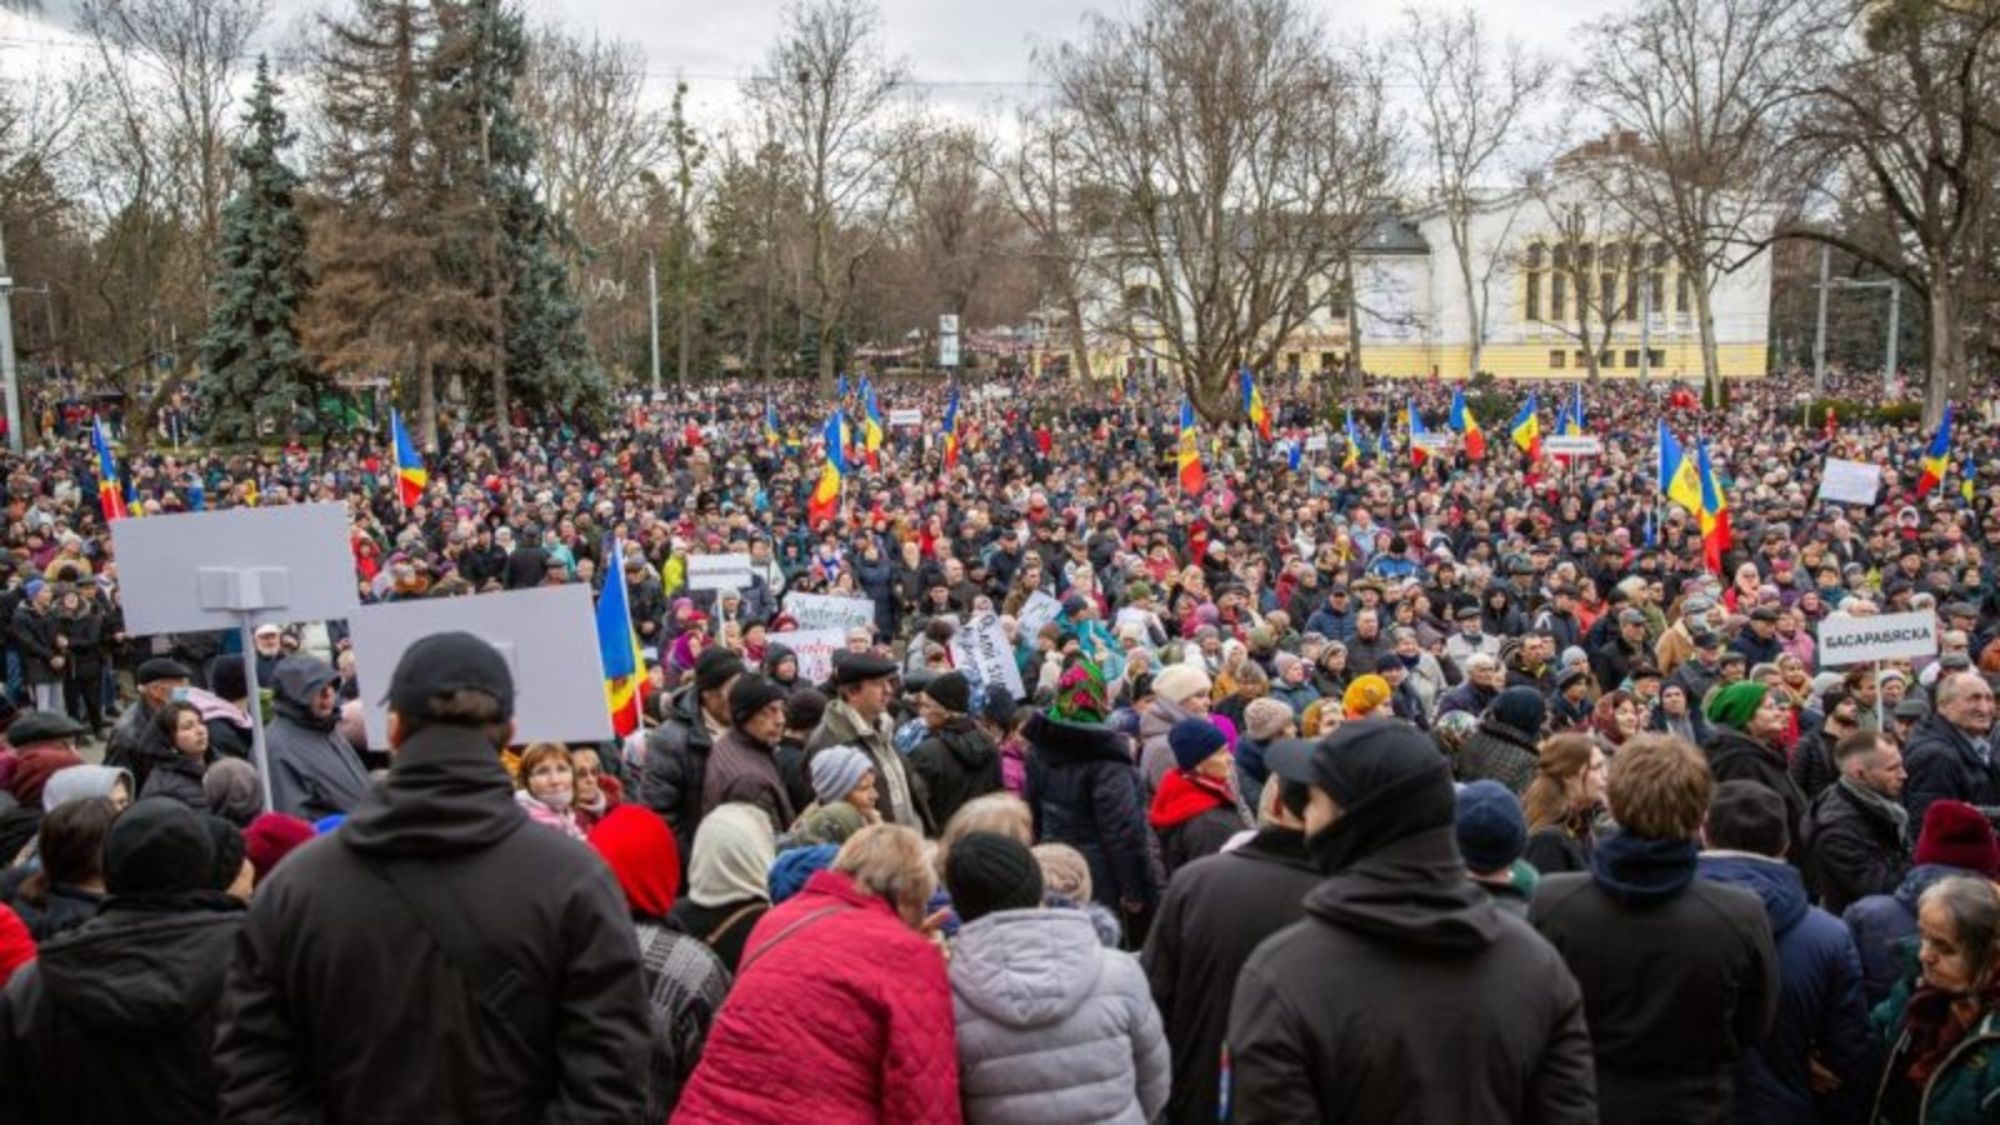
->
xmin=949 ymin=908 xmax=1170 ymax=1124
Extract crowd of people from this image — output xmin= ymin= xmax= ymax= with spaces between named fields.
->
xmin=0 ymin=364 xmax=1995 ymax=1121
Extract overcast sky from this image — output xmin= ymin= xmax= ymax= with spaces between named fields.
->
xmin=11 ymin=0 xmax=1623 ymax=128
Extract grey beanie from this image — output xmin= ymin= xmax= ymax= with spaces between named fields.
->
xmin=810 ymin=745 xmax=873 ymax=805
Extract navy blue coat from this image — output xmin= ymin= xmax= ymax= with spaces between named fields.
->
xmin=1841 ymin=863 xmax=1974 ymax=1008
xmin=1696 ymin=854 xmax=1874 ymax=1125
xmin=1022 ymin=711 xmax=1153 ymax=910
xmin=1900 ymin=715 xmax=2000 ymax=825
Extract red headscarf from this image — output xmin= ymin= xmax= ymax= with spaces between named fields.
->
xmin=587 ymin=805 xmax=681 ymax=920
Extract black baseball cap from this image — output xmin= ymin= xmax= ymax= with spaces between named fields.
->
xmin=384 ymin=632 xmax=515 ymax=720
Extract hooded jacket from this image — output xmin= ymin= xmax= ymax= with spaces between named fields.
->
xmin=1136 ymin=697 xmax=1201 ymax=801
xmin=1023 ymin=711 xmax=1153 ymax=910
xmin=1531 ymin=837 xmax=1780 ymax=1125
xmin=1146 ymin=769 xmax=1245 ymax=879
xmin=950 ymin=908 xmax=1169 ymax=1125
xmin=641 ymin=685 xmax=720 ymax=860
xmin=1695 ymin=852 xmax=1873 ymax=1125
xmin=0 ymin=895 xmax=245 ymax=1124
xmin=1226 ymin=826 xmax=1597 ymax=1123
xmin=215 ymin=723 xmax=652 ymax=1123
xmin=1142 ymin=827 xmax=1319 ymax=1125
xmin=909 ymin=716 xmax=1002 ymax=829
xmin=265 ymin=658 xmax=370 ymax=823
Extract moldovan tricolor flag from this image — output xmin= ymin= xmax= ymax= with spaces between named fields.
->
xmin=1697 ymin=437 xmax=1732 ymax=575
xmin=1450 ymin=387 xmax=1486 ymax=460
xmin=1178 ymin=401 xmax=1206 ymax=495
xmin=391 ymin=410 xmax=428 ymax=507
xmin=1916 ymin=404 xmax=1954 ymax=500
xmin=596 ymin=540 xmax=646 ymax=737
xmin=1408 ymin=400 xmax=1432 ymax=466
xmin=91 ymin=418 xmax=127 ymax=522
xmin=808 ymin=411 xmax=846 ymax=528
xmin=1658 ymin=420 xmax=1704 ymax=516
xmin=1240 ymin=368 xmax=1272 ymax=441
xmin=1509 ymin=394 xmax=1542 ymax=460
xmin=940 ymin=384 xmax=961 ymax=471
xmin=862 ymin=376 xmax=886 ymax=471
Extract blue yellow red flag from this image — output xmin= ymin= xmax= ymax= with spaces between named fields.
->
xmin=391 ymin=410 xmax=428 ymax=507
xmin=595 ymin=540 xmax=646 ymax=738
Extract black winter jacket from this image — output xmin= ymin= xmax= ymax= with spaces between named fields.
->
xmin=1022 ymin=711 xmax=1153 ymax=909
xmin=137 ymin=752 xmax=210 ymax=812
xmin=1801 ymin=780 xmax=1910 ymax=916
xmin=215 ymin=724 xmax=652 ymax=1123
xmin=0 ymin=896 xmax=246 ymax=1124
xmin=1227 ymin=827 xmax=1597 ymax=1124
xmin=1142 ymin=828 xmax=1319 ymax=1125
xmin=908 ymin=717 xmax=1002 ymax=828
xmin=641 ymin=687 xmax=719 ymax=862
xmin=1705 ymin=728 xmax=1810 ymax=856
xmin=1900 ymin=714 xmax=2000 ymax=825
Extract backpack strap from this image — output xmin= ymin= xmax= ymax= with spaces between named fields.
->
xmin=735 ymin=903 xmax=854 ymax=975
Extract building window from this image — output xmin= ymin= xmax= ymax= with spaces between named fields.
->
xmin=1625 ymin=271 xmax=1640 ymax=320
xmin=1648 ymin=348 xmax=1665 ymax=367
xmin=1599 ymin=350 xmax=1615 ymax=368
xmin=1320 ymin=351 xmax=1338 ymax=373
xmin=1676 ymin=272 xmax=1691 ymax=314
xmin=1285 ymin=352 xmax=1301 ymax=373
xmin=1624 ymin=349 xmax=1641 ymax=368
xmin=1552 ymin=274 xmax=1567 ymax=320
xmin=1575 ymin=350 xmax=1590 ymax=368
xmin=1600 ymin=274 xmax=1617 ymax=317
xmin=1578 ymin=244 xmax=1594 ymax=272
xmin=1550 ymin=350 xmax=1566 ymax=369
xmin=1526 ymin=272 xmax=1541 ymax=321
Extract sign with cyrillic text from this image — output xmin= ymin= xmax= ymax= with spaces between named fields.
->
xmin=1817 ymin=611 xmax=1938 ymax=666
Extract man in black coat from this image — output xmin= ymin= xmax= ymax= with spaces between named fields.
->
xmin=0 ymin=799 xmax=247 ymax=1123
xmin=1226 ymin=721 xmax=1597 ymax=1124
xmin=1591 ymin=608 xmax=1652 ymax=693
xmin=1801 ymin=730 xmax=1911 ymax=915
xmin=1901 ymin=671 xmax=1999 ymax=824
xmin=1531 ymin=733 xmax=1779 ymax=1124
xmin=214 ymin=633 xmax=651 ymax=1122
xmin=907 ymin=671 xmax=1001 ymax=828
xmin=642 ymin=648 xmax=744 ymax=861
xmin=1143 ymin=748 xmax=1320 ymax=1125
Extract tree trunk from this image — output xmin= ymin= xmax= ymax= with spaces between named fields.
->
xmin=1064 ymin=291 xmax=1092 ymax=381
xmin=1189 ymin=356 xmax=1237 ymax=421
xmin=1926 ymin=283 xmax=1963 ymax=429
xmin=1454 ymin=221 xmax=1481 ymax=379
xmin=416 ymin=337 xmax=438 ymax=452
xmin=1694 ymin=272 xmax=1722 ymax=403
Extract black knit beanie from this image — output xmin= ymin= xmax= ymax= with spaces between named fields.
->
xmin=104 ymin=798 xmax=216 ymax=897
xmin=201 ymin=813 xmax=247 ymax=891
xmin=945 ymin=831 xmax=1044 ymax=924
xmin=694 ymin=648 xmax=747 ymax=695
xmin=728 ymin=674 xmax=790 ymax=730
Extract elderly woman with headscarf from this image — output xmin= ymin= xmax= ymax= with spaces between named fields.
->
xmin=666 ymin=802 xmax=776 ymax=972
xmin=1023 ymin=661 xmax=1154 ymax=934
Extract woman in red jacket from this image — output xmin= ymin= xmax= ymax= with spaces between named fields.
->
xmin=676 ymin=824 xmax=961 ymax=1124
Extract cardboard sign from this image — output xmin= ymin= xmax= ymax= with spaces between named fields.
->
xmin=1303 ymin=434 xmax=1330 ymax=452
xmin=773 ymin=627 xmax=849 ymax=685
xmin=349 ymin=585 xmax=614 ymax=748
xmin=949 ymin=612 xmax=1026 ymax=702
xmin=1411 ymin=432 xmax=1455 ymax=451
xmin=111 ymin=503 xmax=360 ymax=635
xmin=889 ymin=408 xmax=922 ymax=426
xmin=1818 ymin=458 xmax=1882 ymax=506
xmin=1544 ymin=435 xmax=1603 ymax=456
xmin=783 ymin=592 xmax=877 ymax=631
xmin=1817 ymin=610 xmax=1938 ymax=666
xmin=1016 ymin=591 xmax=1063 ymax=638
xmin=687 ymin=553 xmax=755 ymax=591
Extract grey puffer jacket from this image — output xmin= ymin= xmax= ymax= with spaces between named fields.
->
xmin=950 ymin=908 xmax=1170 ymax=1125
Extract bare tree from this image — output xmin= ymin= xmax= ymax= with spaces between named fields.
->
xmin=1521 ymin=177 xmax=1650 ymax=383
xmin=1044 ymin=0 xmax=1395 ymax=418
xmin=1780 ymin=1 xmax=2000 ymax=424
xmin=990 ymin=107 xmax=1097 ymax=379
xmin=1572 ymin=0 xmax=1819 ymax=400
xmin=748 ymin=0 xmax=908 ymax=384
xmin=1393 ymin=5 xmax=1553 ymax=379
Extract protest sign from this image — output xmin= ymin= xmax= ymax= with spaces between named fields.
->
xmin=688 ymin=553 xmax=755 ymax=591
xmin=1016 ymin=590 xmax=1063 ymax=638
xmin=783 ymin=591 xmax=876 ymax=631
xmin=1817 ymin=458 xmax=1882 ymax=506
xmin=950 ymin=612 xmax=1025 ymax=702
xmin=111 ymin=503 xmax=359 ymax=636
xmin=775 ymin=628 xmax=848 ymax=685
xmin=1303 ymin=434 xmax=1330 ymax=452
xmin=350 ymin=585 xmax=613 ymax=749
xmin=1817 ymin=610 xmax=1938 ymax=666
xmin=1411 ymin=432 xmax=1455 ymax=451
xmin=1544 ymin=435 xmax=1603 ymax=456
xmin=889 ymin=408 xmax=922 ymax=426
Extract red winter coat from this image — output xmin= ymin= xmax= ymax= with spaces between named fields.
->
xmin=675 ymin=869 xmax=961 ymax=1125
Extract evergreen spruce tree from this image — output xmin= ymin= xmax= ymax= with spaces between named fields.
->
xmin=197 ymin=57 xmax=314 ymax=445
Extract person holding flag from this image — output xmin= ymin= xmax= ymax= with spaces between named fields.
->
xmin=91 ymin=418 xmax=128 ymax=522
xmin=1915 ymin=404 xmax=1955 ymax=499
xmin=764 ymin=400 xmax=784 ymax=448
xmin=1450 ymin=387 xmax=1486 ymax=460
xmin=808 ymin=411 xmax=846 ymax=528
xmin=1697 ymin=437 xmax=1732 ymax=575
xmin=1658 ymin=420 xmax=1704 ymax=517
xmin=1509 ymin=393 xmax=1542 ymax=461
xmin=1240 ymin=367 xmax=1272 ymax=442
xmin=1178 ymin=401 xmax=1206 ymax=495
xmin=391 ymin=409 xmax=429 ymax=508
xmin=1408 ymin=399 xmax=1432 ymax=466
xmin=1343 ymin=406 xmax=1363 ymax=471
xmin=596 ymin=541 xmax=647 ymax=737
xmin=1963 ymin=454 xmax=1978 ymax=506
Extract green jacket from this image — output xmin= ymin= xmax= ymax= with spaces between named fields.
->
xmin=1870 ymin=971 xmax=2000 ymax=1124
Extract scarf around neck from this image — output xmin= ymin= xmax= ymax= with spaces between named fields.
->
xmin=1588 ymin=831 xmax=1698 ymax=905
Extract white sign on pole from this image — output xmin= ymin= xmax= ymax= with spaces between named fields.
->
xmin=1543 ymin=435 xmax=1604 ymax=456
xmin=1411 ymin=432 xmax=1455 ymax=452
xmin=889 ymin=408 xmax=922 ymax=426
xmin=773 ymin=627 xmax=849 ymax=685
xmin=1818 ymin=458 xmax=1883 ymax=506
xmin=687 ymin=553 xmax=755 ymax=591
xmin=1016 ymin=590 xmax=1063 ymax=639
xmin=1303 ymin=434 xmax=1330 ymax=452
xmin=949 ymin=612 xmax=1025 ymax=702
xmin=1816 ymin=610 xmax=1939 ymax=666
xmin=349 ymin=585 xmax=614 ymax=749
xmin=111 ymin=503 xmax=360 ymax=635
xmin=782 ymin=592 xmax=877 ymax=631
xmin=939 ymin=314 xmax=961 ymax=368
